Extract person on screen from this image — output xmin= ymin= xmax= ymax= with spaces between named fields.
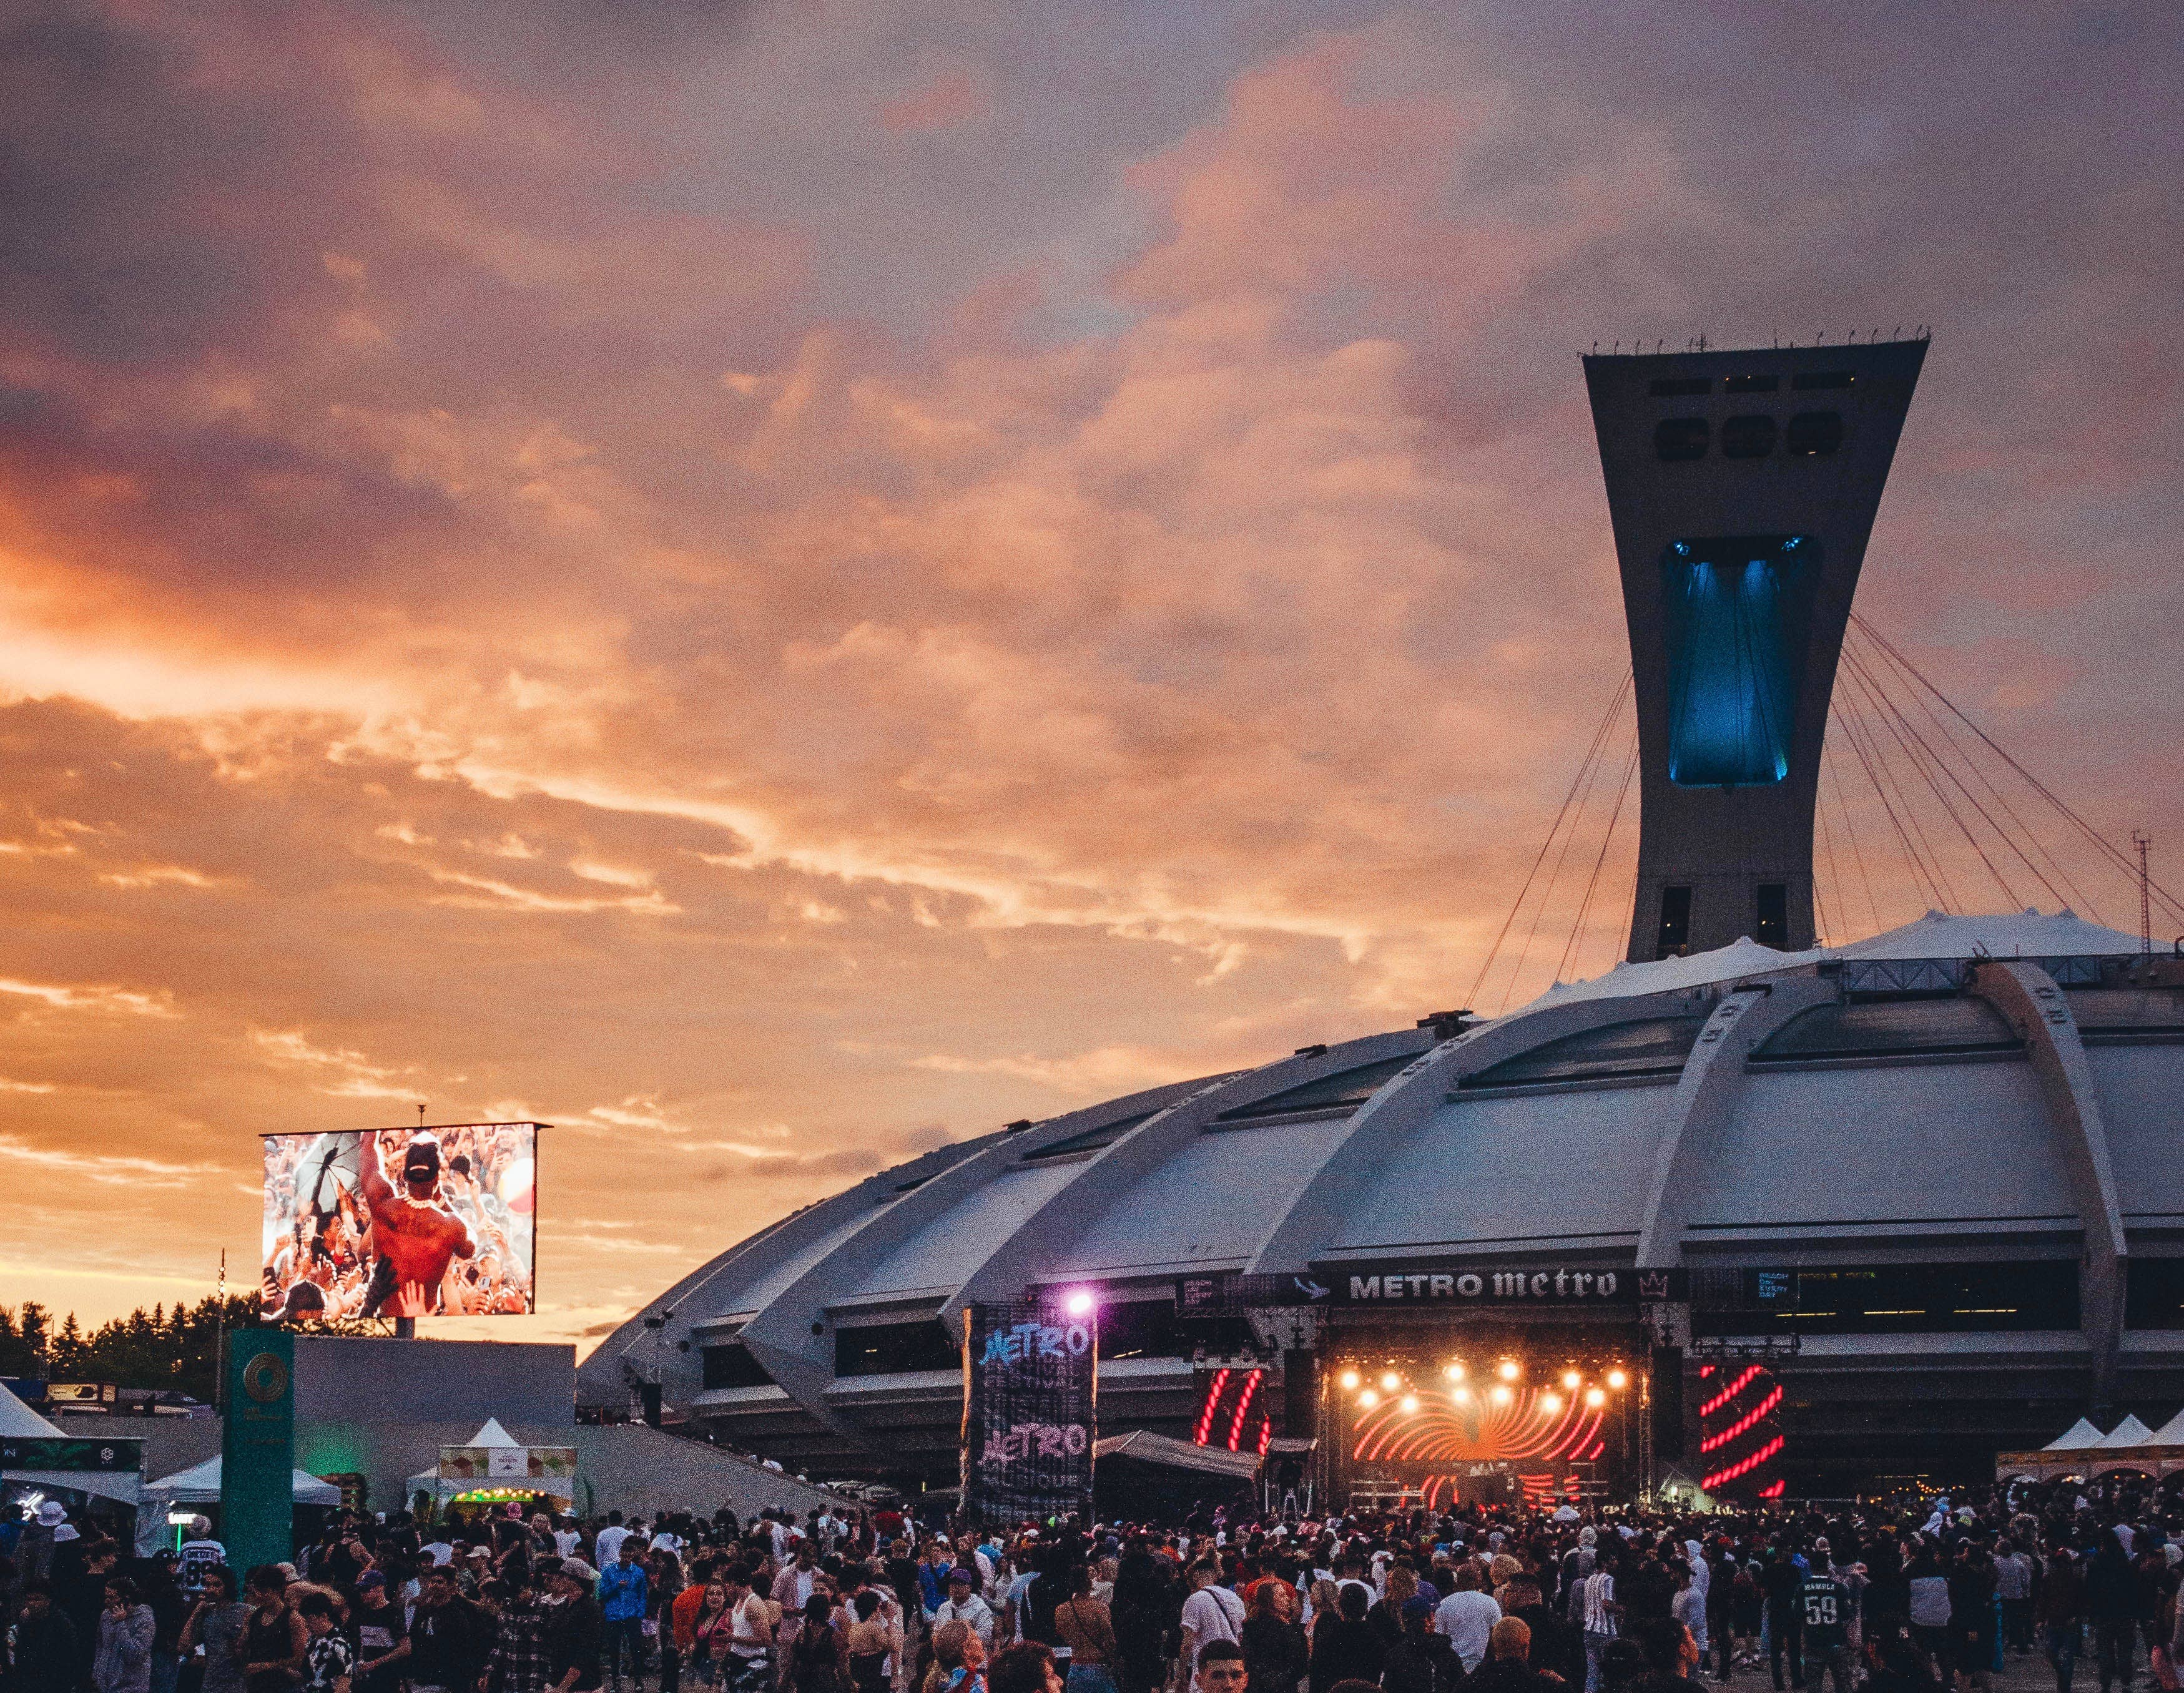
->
xmin=360 ymin=1132 xmax=476 ymax=1317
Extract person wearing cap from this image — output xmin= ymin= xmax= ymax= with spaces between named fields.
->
xmin=546 ymin=1563 xmax=606 ymax=1693
xmin=930 ymin=1569 xmax=995 ymax=1651
xmin=482 ymin=1560 xmax=554 ymax=1693
xmin=353 ymin=1571 xmax=410 ymax=1693
xmin=358 ymin=1132 xmax=476 ymax=1318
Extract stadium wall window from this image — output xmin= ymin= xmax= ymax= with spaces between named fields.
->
xmin=1755 ymin=883 xmax=1788 ymax=946
xmin=1790 ymin=370 xmax=1854 ymax=391
xmin=1656 ymin=886 xmax=1693 ymax=959
xmin=1654 ymin=418 xmax=1709 ymax=461
xmin=833 ymin=1320 xmax=960 ymax=1377
xmin=1648 ymin=377 xmax=1713 ymax=397
xmin=2125 ymin=1260 xmax=2184 ymax=1328
xmin=1692 ymin=1262 xmax=2078 ymax=1336
xmin=1719 ymin=414 xmax=1778 ymax=459
xmin=1724 ymin=373 xmax=1780 ymax=393
xmin=701 ymin=1342 xmax=777 ymax=1390
xmin=1786 ymin=411 xmax=1846 ymax=456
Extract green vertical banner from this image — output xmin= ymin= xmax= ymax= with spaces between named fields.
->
xmin=220 ymin=1330 xmax=294 ymax=1575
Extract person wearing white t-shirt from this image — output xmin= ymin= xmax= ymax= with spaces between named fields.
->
xmin=1433 ymin=1568 xmax=1502 ymax=1672
xmin=1176 ymin=1562 xmax=1244 ymax=1690
xmin=594 ymin=1518 xmax=631 ymax=1569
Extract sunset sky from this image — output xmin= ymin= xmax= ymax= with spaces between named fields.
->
xmin=2 ymin=1 xmax=2178 ymax=1352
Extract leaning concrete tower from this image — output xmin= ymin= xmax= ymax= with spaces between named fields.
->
xmin=1583 ymin=337 xmax=1927 ymax=960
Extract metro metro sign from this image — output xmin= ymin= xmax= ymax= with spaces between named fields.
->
xmin=1323 ymin=1263 xmax=1687 ymax=1306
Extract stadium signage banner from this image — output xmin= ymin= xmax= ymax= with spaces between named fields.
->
xmin=1324 ymin=1264 xmax=1688 ymax=1305
xmin=961 ymin=1302 xmax=1096 ymax=1524
xmin=0 ymin=1436 xmax=142 ymax=1473
xmin=1179 ymin=1265 xmax=1686 ymax=1313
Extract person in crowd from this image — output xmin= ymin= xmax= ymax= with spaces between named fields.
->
xmin=2086 ymin=1535 xmax=2142 ymax=1693
xmin=546 ymin=1561 xmax=605 ymax=1693
xmin=784 ymin=1596 xmax=848 ymax=1693
xmin=240 ymin=1567 xmax=307 ymax=1693
xmin=1306 ymin=1583 xmax=1380 ymax=1693
xmin=1185 ymin=1642 xmax=1242 ymax=1693
xmin=711 ymin=1568 xmax=772 ymax=1693
xmin=1239 ymin=1578 xmax=1308 ymax=1693
xmin=1175 ymin=1564 xmax=1243 ymax=1691
xmin=920 ymin=1622 xmax=983 ymax=1693
xmin=597 ymin=1539 xmax=648 ymax=1693
xmin=1436 ymin=1563 xmax=1503 ymax=1673
xmin=481 ymin=1561 xmax=553 ymax=1693
xmin=413 ymin=1564 xmax=491 ymax=1693
xmin=180 ymin=1566 xmax=251 ymax=1693
xmin=9 ymin=1583 xmax=82 ymax=1693
xmin=349 ymin=1571 xmax=408 ymax=1693
xmin=1049 ymin=1566 xmax=1113 ymax=1693
xmin=1379 ymin=1596 xmax=1459 ymax=1693
xmin=292 ymin=1595 xmax=351 ymax=1693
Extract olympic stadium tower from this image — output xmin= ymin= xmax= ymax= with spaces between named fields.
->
xmin=581 ymin=340 xmax=2184 ymax=1501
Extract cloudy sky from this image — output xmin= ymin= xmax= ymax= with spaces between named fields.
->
xmin=2 ymin=0 xmax=2177 ymax=1349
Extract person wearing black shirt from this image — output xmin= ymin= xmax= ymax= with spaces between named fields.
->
xmin=1798 ymin=1564 xmax=1852 ymax=1693
xmin=544 ymin=1563 xmax=604 ymax=1693
xmin=11 ymin=1585 xmax=82 ymax=1693
xmin=410 ymin=1567 xmax=490 ymax=1693
xmin=1761 ymin=1553 xmax=1804 ymax=1692
xmin=348 ymin=1574 xmax=408 ymax=1693
xmin=1630 ymin=1616 xmax=1708 ymax=1693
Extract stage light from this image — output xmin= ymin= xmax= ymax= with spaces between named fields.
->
xmin=1497 ymin=1360 xmax=1520 ymax=1381
xmin=1063 ymin=1289 xmax=1095 ymax=1317
xmin=1399 ymin=1395 xmax=1419 ymax=1415
xmin=1444 ymin=1362 xmax=1465 ymax=1382
xmin=1562 ymin=1370 xmax=1582 ymax=1391
xmin=1359 ymin=1388 xmax=1379 ymax=1408
xmin=1381 ymin=1371 xmax=1401 ymax=1392
xmin=1606 ymin=1367 xmax=1629 ymax=1390
xmin=1490 ymin=1384 xmax=1512 ymax=1405
xmin=1586 ymin=1387 xmax=1606 ymax=1408
xmin=1339 ymin=1369 xmax=1360 ymax=1391
xmin=1542 ymin=1393 xmax=1563 ymax=1414
xmin=1452 ymin=1386 xmax=1471 ymax=1404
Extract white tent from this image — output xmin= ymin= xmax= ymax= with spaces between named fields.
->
xmin=2147 ymin=1408 xmax=2184 ymax=1447
xmin=406 ymin=1418 xmax=576 ymax=1504
xmin=145 ymin=1456 xmax=343 ymax=1506
xmin=2098 ymin=1414 xmax=2156 ymax=1448
xmin=0 ymin=1389 xmax=143 ymax=1513
xmin=2044 ymin=1418 xmax=2107 ymax=1451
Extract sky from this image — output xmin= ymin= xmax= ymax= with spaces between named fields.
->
xmin=1 ymin=0 xmax=2178 ymax=1353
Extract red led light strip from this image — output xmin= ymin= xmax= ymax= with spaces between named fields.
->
xmin=1227 ymin=1369 xmax=1262 ymax=1452
xmin=1194 ymin=1368 xmax=1229 ymax=1445
xmin=1699 ymin=1386 xmax=1783 ymax=1452
xmin=1758 ymin=1479 xmax=1786 ymax=1499
xmin=1698 ymin=1365 xmax=1763 ymax=1418
xmin=1701 ymin=1435 xmax=1783 ymax=1491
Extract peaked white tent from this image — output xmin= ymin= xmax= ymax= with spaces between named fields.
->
xmin=2044 ymin=1418 xmax=2107 ymax=1451
xmin=0 ymin=1388 xmax=143 ymax=1513
xmin=2098 ymin=1414 xmax=2156 ymax=1447
xmin=145 ymin=1456 xmax=343 ymax=1506
xmin=2147 ymin=1408 xmax=2184 ymax=1447
xmin=406 ymin=1418 xmax=576 ymax=1506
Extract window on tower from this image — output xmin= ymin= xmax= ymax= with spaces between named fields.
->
xmin=1720 ymin=415 xmax=1778 ymax=458
xmin=1658 ymin=536 xmax=1818 ymax=787
xmin=1654 ymin=417 xmax=1709 ymax=461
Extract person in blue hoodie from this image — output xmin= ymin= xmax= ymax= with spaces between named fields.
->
xmin=598 ymin=1538 xmax=651 ymax=1693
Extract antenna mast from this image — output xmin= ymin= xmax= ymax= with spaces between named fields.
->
xmin=2135 ymin=832 xmax=2153 ymax=955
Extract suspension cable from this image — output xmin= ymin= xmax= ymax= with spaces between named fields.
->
xmin=1556 ymin=734 xmax=1640 ymax=986
xmin=1498 ymin=690 xmax=1626 ymax=1015
xmin=1851 ymin=614 xmax=2184 ymax=927
xmin=1834 ymin=665 xmax=1954 ymax=911
xmin=1847 ymin=620 xmax=2110 ymax=925
xmin=1824 ymin=735 xmax=1882 ymax=935
xmin=1465 ymin=672 xmax=1631 ymax=1011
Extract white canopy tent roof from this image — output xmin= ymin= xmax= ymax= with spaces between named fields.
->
xmin=406 ymin=1418 xmax=575 ymax=1503
xmin=2044 ymin=1418 xmax=2107 ymax=1451
xmin=145 ymin=1456 xmax=343 ymax=1506
xmin=2147 ymin=1409 xmax=2184 ymax=1447
xmin=1 ymin=1388 xmax=142 ymax=1513
xmin=2098 ymin=1414 xmax=2157 ymax=1447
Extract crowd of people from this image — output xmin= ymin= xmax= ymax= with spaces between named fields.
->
xmin=7 ymin=1471 xmax=2184 ymax=1693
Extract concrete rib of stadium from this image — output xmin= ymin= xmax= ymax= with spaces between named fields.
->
xmin=579 ymin=339 xmax=2184 ymax=1501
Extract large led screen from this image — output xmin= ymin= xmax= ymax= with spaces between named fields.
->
xmin=262 ymin=1124 xmax=538 ymax=1321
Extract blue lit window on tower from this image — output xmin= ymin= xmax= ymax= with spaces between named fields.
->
xmin=1660 ymin=536 xmax=1817 ymax=787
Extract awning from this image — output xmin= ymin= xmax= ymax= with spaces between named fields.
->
xmin=1092 ymin=1430 xmax=1261 ymax=1481
xmin=145 ymin=1456 xmax=342 ymax=1506
xmin=2042 ymin=1417 xmax=2106 ymax=1451
xmin=2097 ymin=1414 xmax=2155 ymax=1448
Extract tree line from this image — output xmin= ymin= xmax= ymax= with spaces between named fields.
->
xmin=0 ymin=1295 xmax=262 ymax=1404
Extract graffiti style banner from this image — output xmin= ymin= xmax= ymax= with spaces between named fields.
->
xmin=961 ymin=1301 xmax=1096 ymax=1524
